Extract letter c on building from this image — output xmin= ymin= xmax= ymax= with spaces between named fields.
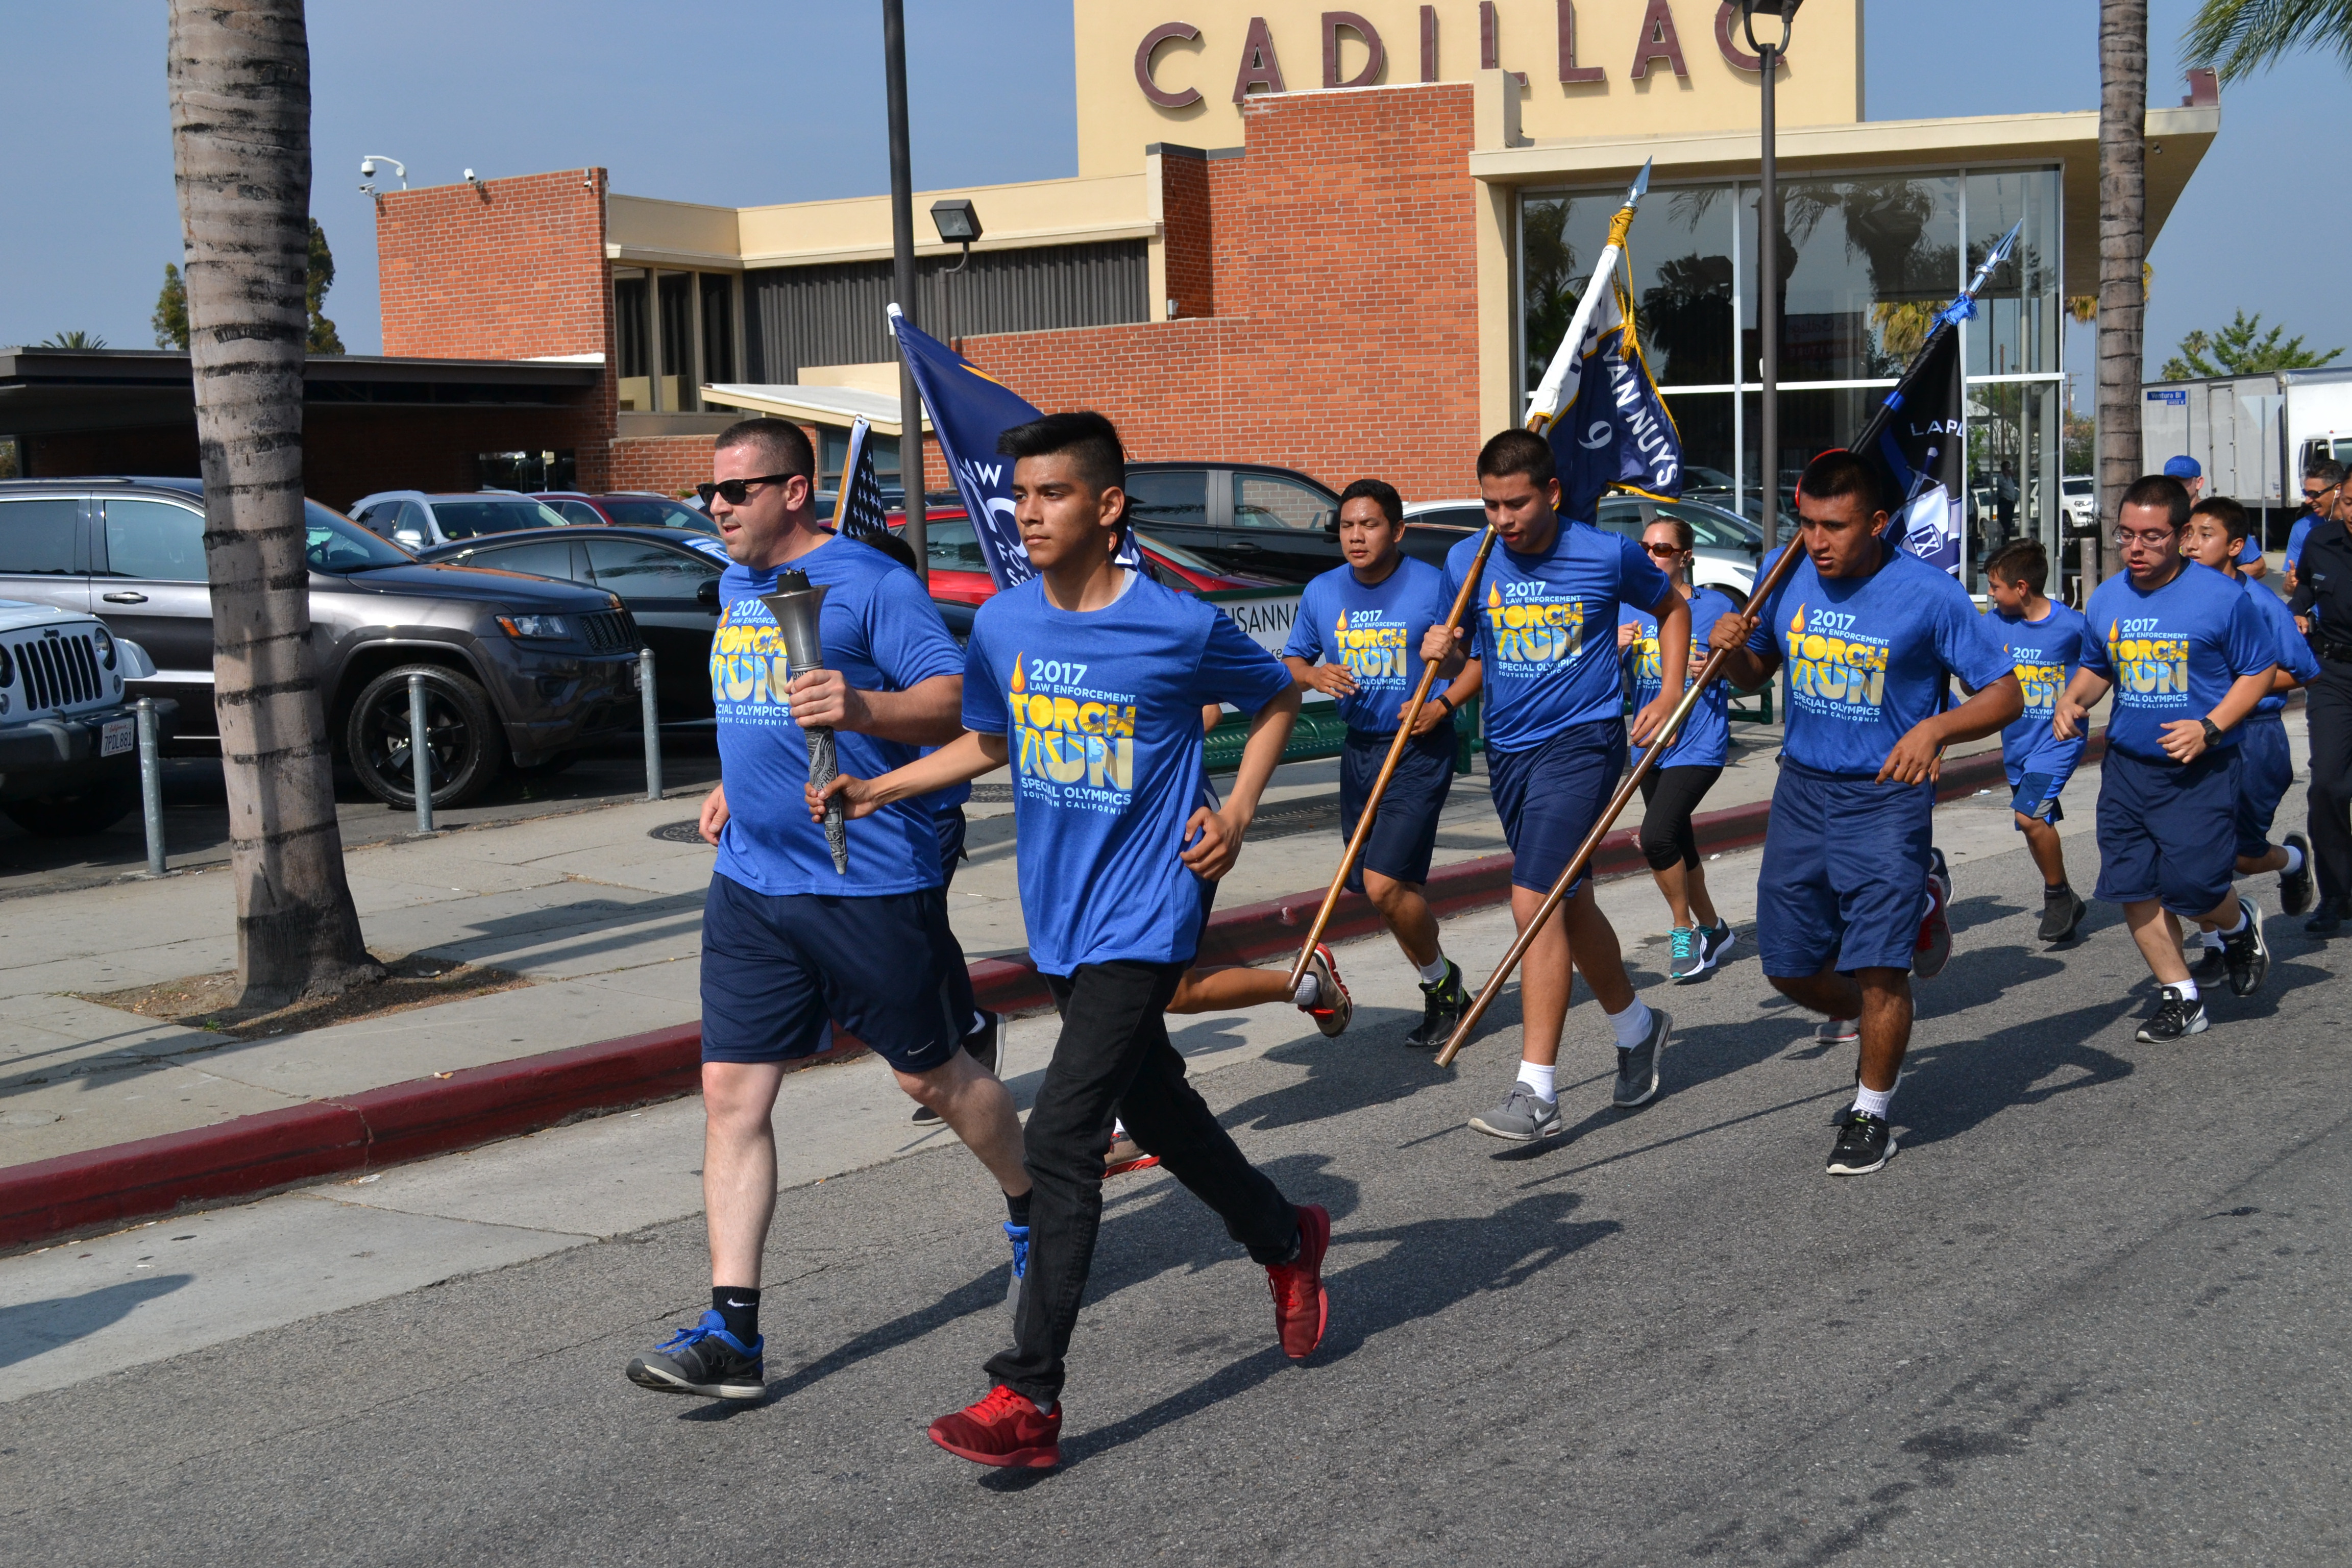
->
xmin=1136 ymin=21 xmax=1205 ymax=109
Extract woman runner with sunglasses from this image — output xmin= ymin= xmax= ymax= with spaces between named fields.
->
xmin=1617 ymin=516 xmax=1740 ymax=979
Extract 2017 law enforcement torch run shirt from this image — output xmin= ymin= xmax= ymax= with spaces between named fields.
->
xmin=1281 ymin=557 xmax=1452 ymax=736
xmin=2241 ymin=576 xmax=2319 ymax=716
xmin=962 ymin=570 xmax=1295 ymax=975
xmin=710 ymin=536 xmax=966 ymax=896
xmin=1745 ymin=543 xmax=2014 ymax=776
xmin=1625 ymin=585 xmax=1739 ymax=768
xmin=2077 ymin=561 xmax=2278 ymax=762
xmin=1996 ymin=599 xmax=2093 ymax=771
xmin=1440 ymin=522 xmax=1673 ymax=753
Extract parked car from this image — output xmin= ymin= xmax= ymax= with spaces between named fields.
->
xmin=1117 ymin=461 xmax=1344 ymax=584
xmin=0 ymin=478 xmax=643 ymax=809
xmin=2061 ymin=475 xmax=2097 ymax=535
xmin=532 ymin=491 xmax=720 ymax=536
xmin=0 ymin=597 xmax=174 ymax=835
xmin=1402 ymin=494 xmax=1761 ymax=608
xmin=349 ymin=489 xmax=576 ymax=551
xmin=900 ymin=509 xmax=1279 ymax=606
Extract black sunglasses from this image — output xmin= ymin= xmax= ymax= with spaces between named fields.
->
xmin=1644 ymin=541 xmax=1686 ymax=557
xmin=696 ymin=473 xmax=798 ymax=506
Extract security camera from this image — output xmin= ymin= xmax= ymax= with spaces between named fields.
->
xmin=360 ymin=157 xmax=376 ymax=178
xmin=463 ymin=168 xmax=476 ymax=182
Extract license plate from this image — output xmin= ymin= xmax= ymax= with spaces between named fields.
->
xmin=101 ymin=718 xmax=134 ymax=757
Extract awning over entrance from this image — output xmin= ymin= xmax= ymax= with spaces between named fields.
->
xmin=698 ymin=383 xmax=931 ymax=436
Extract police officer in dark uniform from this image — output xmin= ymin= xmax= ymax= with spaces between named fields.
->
xmin=2290 ymin=478 xmax=2352 ymax=931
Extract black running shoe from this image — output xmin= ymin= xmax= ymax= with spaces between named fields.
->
xmin=2188 ymin=940 xmax=2225 ymax=981
xmin=2038 ymin=885 xmax=2086 ymax=943
xmin=914 ymin=1011 xmax=1002 ymax=1123
xmin=2280 ymin=831 xmax=2316 ymax=917
xmin=1406 ymin=960 xmax=1469 ymax=1048
xmin=626 ymin=1311 xmax=766 ymax=1400
xmin=1826 ymin=1112 xmax=1895 ymax=1176
xmin=2308 ymin=900 xmax=2344 ymax=936
xmin=2221 ymin=896 xmax=2269 ymax=997
xmin=2135 ymin=985 xmax=2208 ymax=1043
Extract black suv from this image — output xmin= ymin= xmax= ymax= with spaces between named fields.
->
xmin=0 ymin=478 xmax=644 ymax=808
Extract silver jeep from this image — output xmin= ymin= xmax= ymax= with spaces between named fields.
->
xmin=0 ymin=598 xmax=171 ymax=836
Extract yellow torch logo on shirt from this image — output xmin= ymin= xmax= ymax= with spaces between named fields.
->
xmin=2106 ymin=620 xmax=2190 ymax=699
xmin=1483 ymin=581 xmax=1585 ymax=672
xmin=709 ymin=604 xmax=793 ymax=717
xmin=1334 ymin=608 xmax=1409 ymax=682
xmin=1785 ymin=602 xmax=1889 ymax=713
xmin=2011 ymin=660 xmax=2067 ymax=712
xmin=1009 ymin=651 xmax=1137 ymax=801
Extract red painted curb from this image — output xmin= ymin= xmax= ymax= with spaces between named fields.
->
xmin=1 ymin=729 xmax=2102 ymax=1252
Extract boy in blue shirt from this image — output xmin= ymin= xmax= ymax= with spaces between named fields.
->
xmin=1419 ymin=429 xmax=1687 ymax=1139
xmin=1283 ymin=476 xmax=1478 ymax=1046
xmin=623 ymin=420 xmax=1031 ymax=1404
xmin=1618 ymin=513 xmax=1740 ymax=981
xmin=2165 ymin=455 xmax=2267 ymax=578
xmin=2179 ymin=498 xmax=2319 ymax=977
xmin=1708 ymin=451 xmax=2021 ymax=1178
xmin=2055 ymin=475 xmax=2282 ymax=1044
xmin=1982 ymin=540 xmax=2094 ymax=942
xmin=818 ymin=412 xmax=1328 ymax=1471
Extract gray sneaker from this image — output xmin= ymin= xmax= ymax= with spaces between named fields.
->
xmin=1815 ymin=1016 xmax=1859 ymax=1046
xmin=1666 ymin=925 xmax=1704 ymax=981
xmin=1612 ymin=1007 xmax=1671 ymax=1108
xmin=1468 ymin=1081 xmax=1561 ymax=1142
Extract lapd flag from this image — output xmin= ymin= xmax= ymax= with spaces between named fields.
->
xmin=829 ymin=416 xmax=895 ymax=547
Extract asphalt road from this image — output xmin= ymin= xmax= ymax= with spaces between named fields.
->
xmin=4 ymin=828 xmax=2348 ymax=1566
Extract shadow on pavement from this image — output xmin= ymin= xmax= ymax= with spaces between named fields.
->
xmin=0 ymin=1273 xmax=192 ymax=1369
xmin=1893 ymin=997 xmax=2138 ymax=1152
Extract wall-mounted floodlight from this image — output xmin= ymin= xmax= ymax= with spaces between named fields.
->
xmin=358 ymin=155 xmax=407 ymax=196
xmin=930 ymin=199 xmax=982 ymax=273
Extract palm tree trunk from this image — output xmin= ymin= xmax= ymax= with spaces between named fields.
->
xmin=168 ymin=0 xmax=378 ymax=1009
xmin=2096 ymin=0 xmax=2149 ymax=581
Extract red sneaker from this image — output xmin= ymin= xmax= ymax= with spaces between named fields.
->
xmin=1303 ymin=945 xmax=1353 ymax=1038
xmin=928 ymin=1384 xmax=1063 ymax=1468
xmin=1266 ymin=1202 xmax=1331 ymax=1359
xmin=1105 ymin=1121 xmax=1161 ymax=1178
xmin=1914 ymin=876 xmax=1952 ymax=979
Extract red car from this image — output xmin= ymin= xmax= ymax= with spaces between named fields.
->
xmin=533 ymin=491 xmax=719 ymax=536
xmin=893 ymin=508 xmax=1273 ymax=605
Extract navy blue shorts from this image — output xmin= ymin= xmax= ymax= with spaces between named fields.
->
xmin=1486 ymin=720 xmax=1627 ymax=896
xmin=2234 ymin=715 xmax=2293 ymax=858
xmin=934 ymin=804 xmax=968 ymax=889
xmin=700 ymin=870 xmax=962 ymax=1073
xmin=1757 ymin=761 xmax=1934 ymax=977
xmin=1339 ymin=727 xmax=1455 ymax=893
xmin=2093 ymin=747 xmax=2242 ymax=917
xmin=2006 ymin=739 xmax=2084 ymax=826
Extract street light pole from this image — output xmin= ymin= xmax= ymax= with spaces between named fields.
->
xmin=1743 ymin=2 xmax=1800 ymax=554
xmin=882 ymin=0 xmax=925 ymax=582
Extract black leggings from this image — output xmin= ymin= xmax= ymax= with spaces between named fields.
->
xmin=1638 ymin=764 xmax=1724 ymax=872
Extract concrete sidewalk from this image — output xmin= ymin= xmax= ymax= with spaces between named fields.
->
xmin=1 ymin=697 xmax=2095 ymax=1176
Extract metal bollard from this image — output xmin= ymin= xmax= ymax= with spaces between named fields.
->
xmin=408 ymin=672 xmax=434 ymax=834
xmin=136 ymin=696 xmax=165 ymax=876
xmin=639 ymin=648 xmax=663 ymax=801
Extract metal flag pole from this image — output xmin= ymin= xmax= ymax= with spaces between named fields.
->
xmin=1284 ymin=160 xmax=1654 ymax=995
xmin=1434 ymin=220 xmax=2022 ymax=1066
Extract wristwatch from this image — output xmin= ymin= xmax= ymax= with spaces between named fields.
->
xmin=2199 ymin=717 xmax=2223 ymax=749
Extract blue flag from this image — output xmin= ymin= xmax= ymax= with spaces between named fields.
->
xmin=1545 ymin=271 xmax=1683 ymax=524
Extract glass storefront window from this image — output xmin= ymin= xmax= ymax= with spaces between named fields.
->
xmin=1966 ymin=379 xmax=2062 ymax=589
xmin=1743 ymin=175 xmax=1960 ymax=383
xmin=1965 ymin=170 xmax=2062 ymax=378
xmin=1523 ymin=186 xmax=1736 ymax=391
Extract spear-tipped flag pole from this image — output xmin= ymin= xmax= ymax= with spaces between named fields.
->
xmin=1283 ymin=160 xmax=1657 ymax=995
xmin=1434 ymin=219 xmax=2026 ymax=1066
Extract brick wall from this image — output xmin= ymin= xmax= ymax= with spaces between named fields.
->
xmin=1160 ymin=150 xmax=1217 ymax=321
xmin=964 ymin=84 xmax=1484 ymax=504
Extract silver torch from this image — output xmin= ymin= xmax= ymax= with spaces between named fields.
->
xmin=761 ymin=570 xmax=846 ymax=874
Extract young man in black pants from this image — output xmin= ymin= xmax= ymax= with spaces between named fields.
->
xmin=818 ymin=411 xmax=1326 ymax=1468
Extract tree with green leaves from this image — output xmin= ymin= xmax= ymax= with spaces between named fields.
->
xmin=2185 ymin=0 xmax=2352 ymax=78
xmin=306 ymin=217 xmax=342 ymax=354
xmin=38 ymin=330 xmax=108 ymax=349
xmin=154 ymin=263 xmax=190 ymax=349
xmin=2161 ymin=310 xmax=2345 ymax=378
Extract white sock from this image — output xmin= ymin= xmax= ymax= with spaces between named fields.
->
xmin=2283 ymin=843 xmax=2306 ymax=876
xmin=1292 ymin=972 xmax=1321 ymax=1009
xmin=2220 ymin=905 xmax=2251 ymax=938
xmin=1608 ymin=997 xmax=1655 ymax=1050
xmin=1416 ymin=953 xmax=1451 ymax=986
xmin=2201 ymin=929 xmax=2224 ymax=951
xmin=1515 ymin=1060 xmax=1557 ymax=1100
xmin=1852 ymin=1083 xmax=1895 ymax=1120
xmin=2170 ymin=978 xmax=2200 ymax=1001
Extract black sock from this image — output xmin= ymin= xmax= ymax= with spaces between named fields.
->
xmin=2046 ymin=880 xmax=2070 ymax=894
xmin=712 ymin=1286 xmax=760 ymax=1344
xmin=1005 ymin=1190 xmax=1032 ymax=1228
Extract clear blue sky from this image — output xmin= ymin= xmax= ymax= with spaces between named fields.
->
xmin=1 ymin=0 xmax=2342 ymax=385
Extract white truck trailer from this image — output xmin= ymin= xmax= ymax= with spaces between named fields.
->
xmin=2142 ymin=367 xmax=2352 ymax=511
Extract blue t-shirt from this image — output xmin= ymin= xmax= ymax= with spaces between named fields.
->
xmin=2287 ymin=513 xmax=2317 ymax=575
xmin=711 ymin=536 xmax=965 ymax=896
xmin=1281 ymin=557 xmax=1455 ymax=737
xmin=1624 ymin=586 xmax=1737 ymax=769
xmin=1994 ymin=600 xmax=2092 ymax=769
xmin=1746 ymin=542 xmax=2014 ymax=776
xmin=2243 ymin=577 xmax=2318 ymax=717
xmin=962 ymin=571 xmax=1294 ymax=974
xmin=1440 ymin=519 xmax=1673 ymax=754
xmin=2078 ymin=561 xmax=2278 ymax=763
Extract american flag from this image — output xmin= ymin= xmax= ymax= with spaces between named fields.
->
xmin=830 ymin=416 xmax=895 ymax=548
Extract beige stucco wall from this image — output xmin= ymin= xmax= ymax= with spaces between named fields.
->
xmin=1079 ymin=0 xmax=1864 ymax=176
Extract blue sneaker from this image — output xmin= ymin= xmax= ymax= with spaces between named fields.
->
xmin=1004 ymin=1221 xmax=1030 ymax=1328
xmin=1667 ymin=925 xmax=1703 ymax=981
xmin=626 ymin=1310 xmax=765 ymax=1400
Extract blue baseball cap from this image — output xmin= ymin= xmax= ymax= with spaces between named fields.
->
xmin=2163 ymin=455 xmax=2202 ymax=479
